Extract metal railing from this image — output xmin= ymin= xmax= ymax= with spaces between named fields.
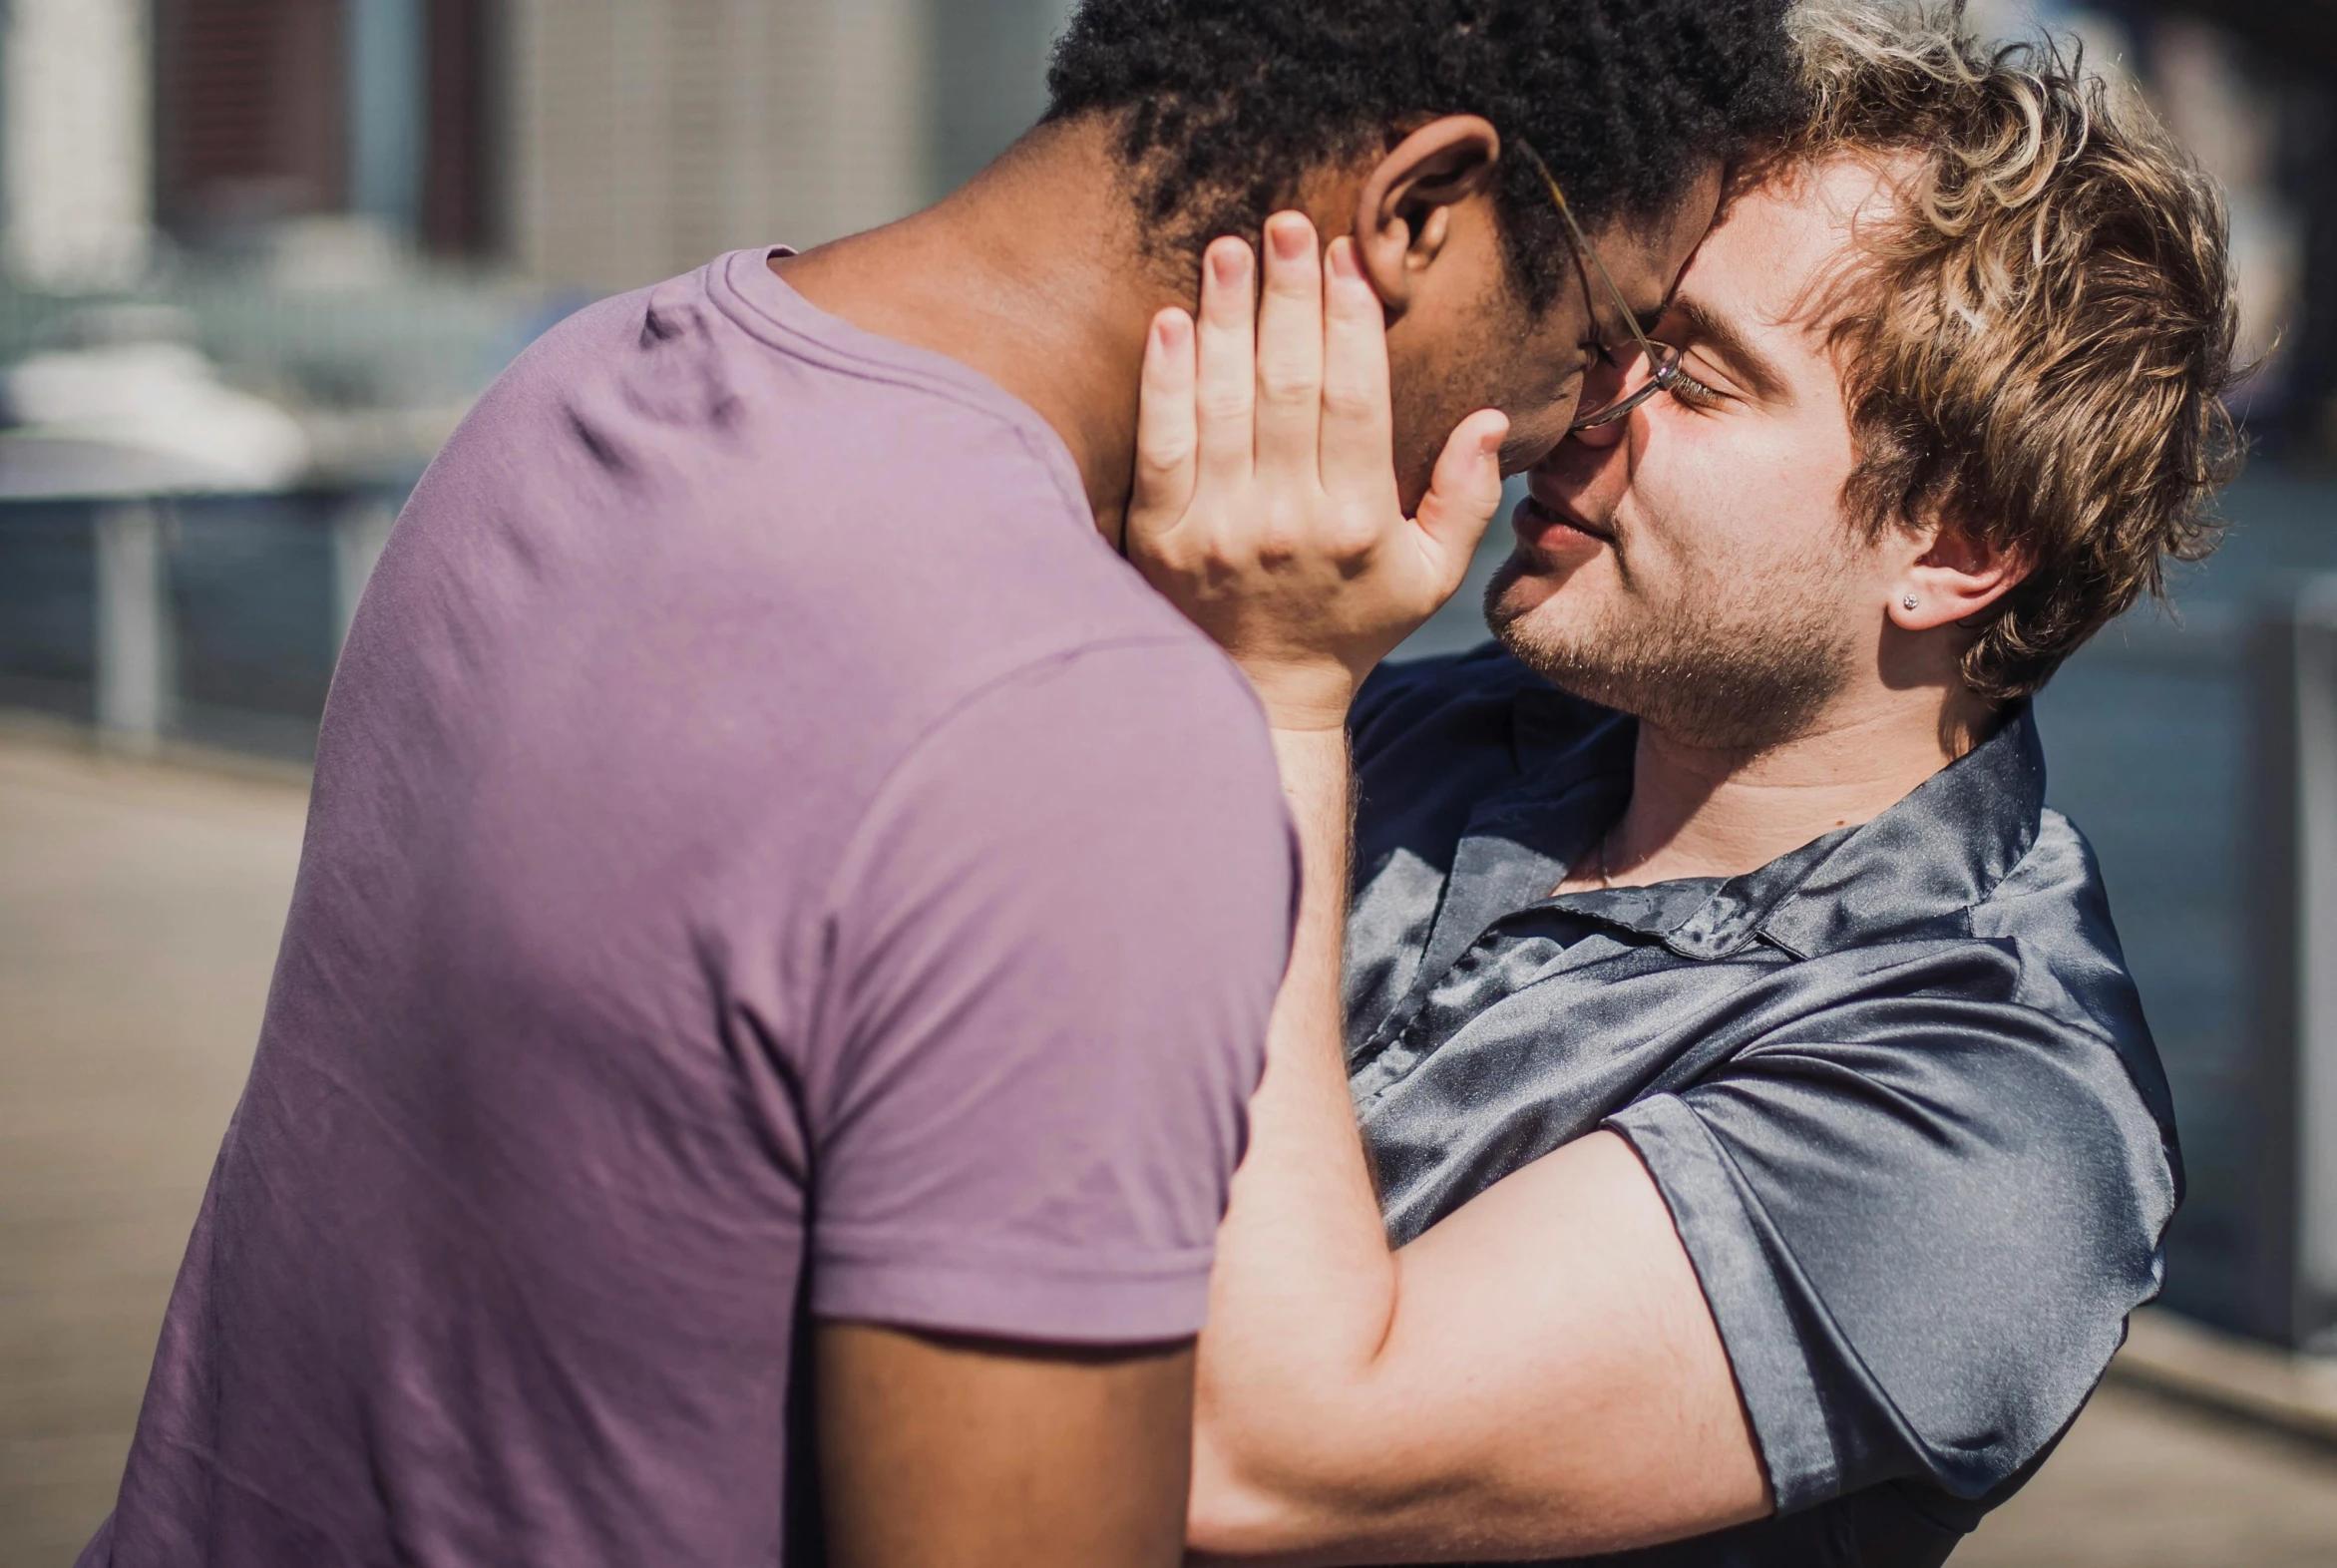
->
xmin=1 ymin=488 xmax=403 ymax=760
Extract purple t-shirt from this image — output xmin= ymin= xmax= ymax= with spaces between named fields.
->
xmin=83 ymin=249 xmax=1296 ymax=1567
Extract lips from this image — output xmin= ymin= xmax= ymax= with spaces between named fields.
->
xmin=1513 ymin=494 xmax=1615 ymax=553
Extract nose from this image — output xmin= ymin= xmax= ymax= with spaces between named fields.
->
xmin=1536 ymin=346 xmax=1648 ymax=514
xmin=1530 ymin=420 xmax=1628 ymax=527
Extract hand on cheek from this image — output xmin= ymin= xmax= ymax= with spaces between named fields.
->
xmin=1126 ymin=214 xmax=1509 ymax=731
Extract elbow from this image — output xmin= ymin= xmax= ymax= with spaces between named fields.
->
xmin=1188 ymin=1421 xmax=1338 ymax=1561
xmin=1186 ymin=1448 xmax=1292 ymax=1560
xmin=1186 ymin=1405 xmax=1421 ymax=1562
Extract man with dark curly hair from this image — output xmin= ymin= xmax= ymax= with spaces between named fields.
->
xmin=76 ymin=4 xmax=1799 ymax=1568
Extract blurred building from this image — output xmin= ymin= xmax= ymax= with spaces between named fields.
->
xmin=0 ymin=0 xmax=1087 ymax=755
xmin=3 ymin=0 xmax=153 ymax=290
xmin=507 ymin=0 xmax=925 ymax=293
xmin=123 ymin=0 xmax=1072 ymax=296
xmin=0 ymin=1 xmax=1081 ymax=492
xmin=152 ymin=0 xmax=499 ymax=258
xmin=508 ymin=0 xmax=1073 ymax=292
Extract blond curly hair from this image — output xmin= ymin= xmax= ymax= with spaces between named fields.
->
xmin=1786 ymin=1 xmax=2242 ymax=699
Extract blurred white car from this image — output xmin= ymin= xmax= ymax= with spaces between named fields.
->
xmin=0 ymin=340 xmax=309 ymax=499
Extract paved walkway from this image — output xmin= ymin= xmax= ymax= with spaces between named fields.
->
xmin=1962 ymin=1381 xmax=2337 ymax=1567
xmin=0 ymin=732 xmax=306 ymax=1565
xmin=3 ymin=729 xmax=2335 ymax=1565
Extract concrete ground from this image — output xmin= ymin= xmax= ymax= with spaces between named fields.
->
xmin=1961 ymin=1382 xmax=2337 ymax=1567
xmin=3 ymin=728 xmax=2336 ymax=1566
xmin=0 ymin=730 xmax=307 ymax=1565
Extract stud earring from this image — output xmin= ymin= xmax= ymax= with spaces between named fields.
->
xmin=1902 ymin=594 xmax=1920 ymax=611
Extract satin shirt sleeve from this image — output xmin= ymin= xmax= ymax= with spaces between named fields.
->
xmin=1607 ymin=953 xmax=2178 ymax=1512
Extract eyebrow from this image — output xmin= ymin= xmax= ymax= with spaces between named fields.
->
xmin=1667 ymin=296 xmax=1787 ymax=399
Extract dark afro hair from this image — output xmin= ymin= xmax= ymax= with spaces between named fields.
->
xmin=1045 ymin=0 xmax=1803 ymax=311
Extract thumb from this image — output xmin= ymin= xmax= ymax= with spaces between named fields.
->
xmin=1412 ymin=410 xmax=1510 ymax=582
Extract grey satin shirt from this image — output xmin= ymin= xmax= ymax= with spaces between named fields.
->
xmin=1344 ymin=646 xmax=2180 ymax=1568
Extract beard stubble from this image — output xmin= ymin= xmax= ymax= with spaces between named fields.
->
xmin=1484 ymin=536 xmax=1861 ymax=753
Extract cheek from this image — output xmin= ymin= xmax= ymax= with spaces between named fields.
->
xmin=1669 ymin=419 xmax=1800 ymax=521
xmin=1463 ymin=311 xmax=1588 ymax=445
xmin=1651 ymin=415 xmax=1852 ymax=566
xmin=1511 ymin=325 xmax=1589 ymax=420
xmin=1383 ymin=363 xmax=1458 ymax=498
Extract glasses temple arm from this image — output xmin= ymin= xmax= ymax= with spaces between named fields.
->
xmin=1513 ymin=140 xmax=1668 ymax=367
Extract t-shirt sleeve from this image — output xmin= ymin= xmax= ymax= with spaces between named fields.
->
xmin=1604 ymin=972 xmax=2178 ymax=1513
xmin=807 ymin=637 xmax=1298 ymax=1345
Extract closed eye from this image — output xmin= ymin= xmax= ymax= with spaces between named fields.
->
xmin=1668 ymin=363 xmax=1729 ymax=409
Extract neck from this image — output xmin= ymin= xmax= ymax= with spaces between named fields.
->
xmin=1599 ymin=685 xmax=1999 ymax=889
xmin=771 ymin=117 xmax=1176 ymax=545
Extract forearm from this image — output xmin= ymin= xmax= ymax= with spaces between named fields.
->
xmin=1187 ymin=725 xmax=1768 ymax=1564
xmin=1191 ymin=724 xmax=1409 ymax=1555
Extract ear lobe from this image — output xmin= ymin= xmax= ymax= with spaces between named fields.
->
xmin=1352 ymin=115 xmax=1502 ymax=317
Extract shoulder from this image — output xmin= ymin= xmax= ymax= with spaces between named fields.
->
xmin=1753 ymin=808 xmax=2175 ymax=1168
xmin=1726 ymin=803 xmax=2182 ymax=1218
xmin=1980 ymin=808 xmax=2122 ymax=942
xmin=447 ymin=254 xmax=1093 ymax=531
xmin=923 ymin=633 xmax=1283 ymax=792
xmin=819 ymin=636 xmax=1298 ymax=1121
xmin=1973 ymin=806 xmax=2180 ymax=1149
xmin=1977 ymin=808 xmax=2161 ymax=1072
xmin=401 ymin=248 xmax=1200 ymax=705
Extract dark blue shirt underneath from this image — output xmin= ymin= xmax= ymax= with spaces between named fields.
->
xmin=1344 ymin=646 xmax=2180 ymax=1568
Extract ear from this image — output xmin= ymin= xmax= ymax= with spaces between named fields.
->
xmin=1352 ymin=116 xmax=1503 ymax=319
xmin=1889 ymin=523 xmax=2033 ymax=633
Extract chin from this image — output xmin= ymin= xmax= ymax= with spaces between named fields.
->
xmin=1492 ymin=618 xmax=1630 ymax=714
xmin=1485 ymin=549 xmax=1569 ymax=627
xmin=1485 ymin=550 xmax=1602 ymax=654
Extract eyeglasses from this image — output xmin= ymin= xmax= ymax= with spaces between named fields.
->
xmin=1514 ymin=139 xmax=1687 ymax=433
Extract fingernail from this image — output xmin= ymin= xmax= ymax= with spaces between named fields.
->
xmin=1156 ymin=311 xmax=1189 ymax=349
xmin=1268 ymin=214 xmax=1312 ymax=262
xmin=1328 ymin=237 xmax=1363 ymax=283
xmin=1210 ymin=242 xmax=1249 ymax=289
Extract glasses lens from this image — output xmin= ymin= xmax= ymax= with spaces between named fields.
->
xmin=1572 ymin=342 xmax=1682 ymax=432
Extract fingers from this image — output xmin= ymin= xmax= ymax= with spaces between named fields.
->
xmin=1130 ymin=307 xmax=1198 ymax=541
xmin=1318 ymin=237 xmax=1395 ymax=498
xmin=1254 ymin=212 xmax=1325 ymax=479
xmin=1196 ymin=237 xmax=1257 ymax=493
xmin=1413 ymin=409 xmax=1511 ymax=587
